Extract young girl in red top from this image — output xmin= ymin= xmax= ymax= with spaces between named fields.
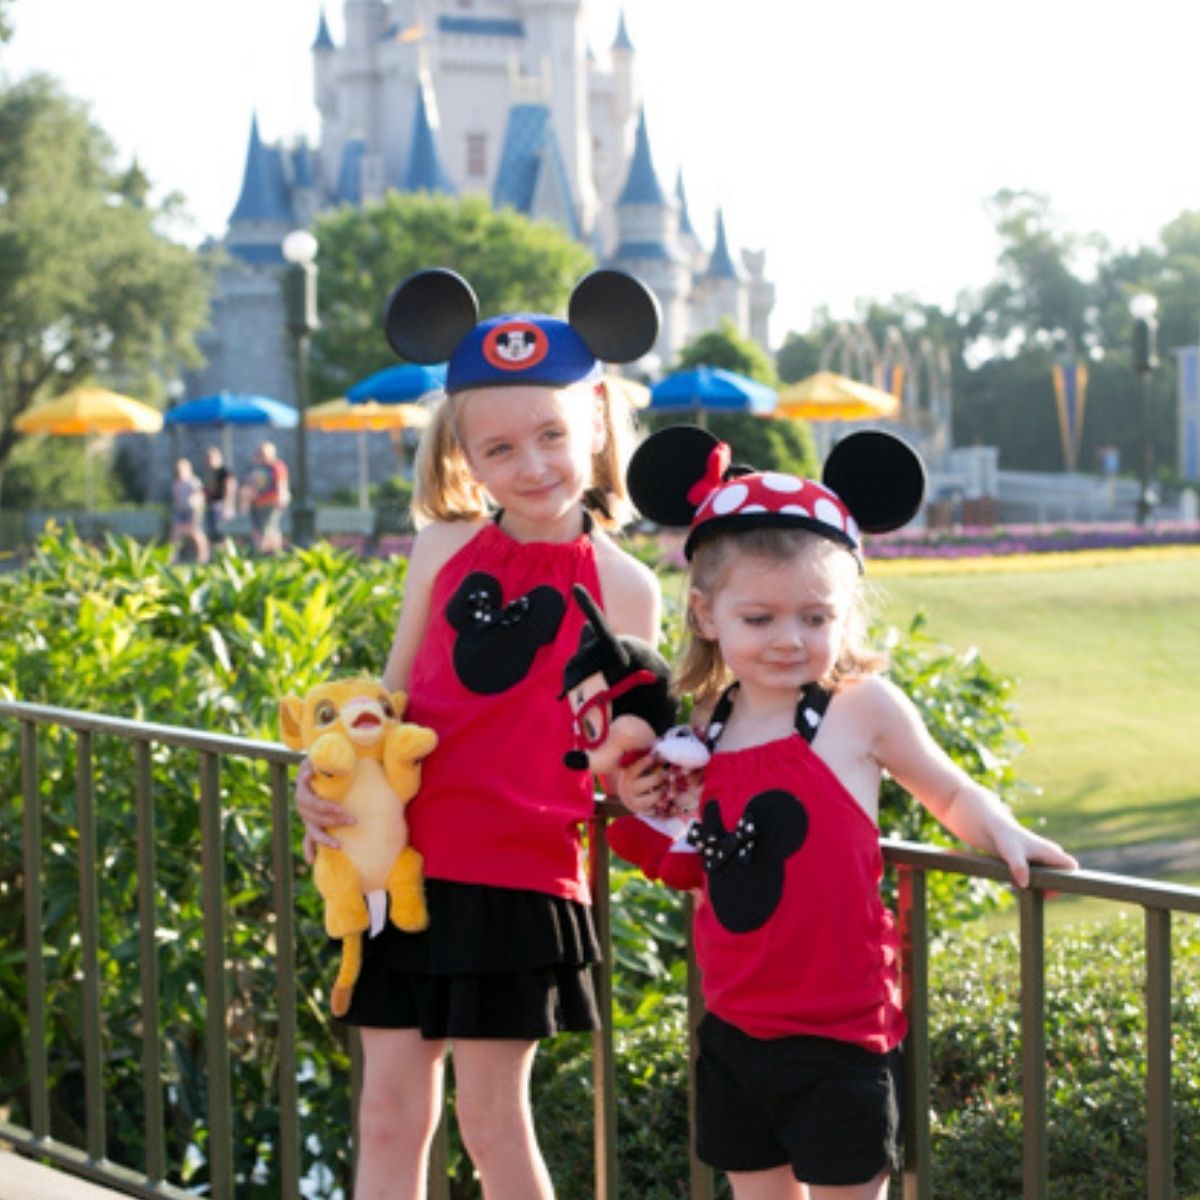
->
xmin=617 ymin=426 xmax=1076 ymax=1200
xmin=297 ymin=268 xmax=661 ymax=1200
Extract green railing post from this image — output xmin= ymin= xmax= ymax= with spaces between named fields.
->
xmin=20 ymin=719 xmax=50 ymax=1142
xmin=1019 ymin=886 xmax=1047 ymax=1200
xmin=75 ymin=729 xmax=106 ymax=1165
xmin=198 ymin=751 xmax=234 ymax=1200
xmin=133 ymin=738 xmax=166 ymax=1184
xmin=899 ymin=865 xmax=931 ymax=1200
xmin=1145 ymin=906 xmax=1173 ymax=1200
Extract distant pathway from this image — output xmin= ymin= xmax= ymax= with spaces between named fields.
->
xmin=1075 ymin=838 xmax=1200 ymax=879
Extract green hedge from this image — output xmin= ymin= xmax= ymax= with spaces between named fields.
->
xmin=0 ymin=529 xmax=1108 ymax=1197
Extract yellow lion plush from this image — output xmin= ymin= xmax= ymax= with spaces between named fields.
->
xmin=280 ymin=678 xmax=438 ymax=1016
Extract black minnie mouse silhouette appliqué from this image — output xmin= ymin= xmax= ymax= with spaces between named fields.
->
xmin=446 ymin=572 xmax=566 ymax=694
xmin=689 ymin=789 xmax=809 ymax=933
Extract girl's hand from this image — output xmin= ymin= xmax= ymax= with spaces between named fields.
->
xmin=614 ymin=752 xmax=667 ymax=815
xmin=992 ymin=824 xmax=1078 ymax=889
xmin=296 ymin=758 xmax=353 ymax=864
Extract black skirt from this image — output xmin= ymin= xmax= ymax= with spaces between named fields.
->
xmin=336 ymin=879 xmax=601 ymax=1040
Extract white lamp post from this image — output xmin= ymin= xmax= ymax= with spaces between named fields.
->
xmin=282 ymin=230 xmax=319 ymax=546
xmin=1129 ymin=292 xmax=1159 ymax=526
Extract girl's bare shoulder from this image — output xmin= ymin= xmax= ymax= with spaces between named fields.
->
xmin=407 ymin=519 xmax=487 ymax=580
xmin=591 ymin=530 xmax=661 ymax=640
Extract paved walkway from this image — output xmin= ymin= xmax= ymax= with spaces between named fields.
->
xmin=0 ymin=1151 xmax=125 ymax=1200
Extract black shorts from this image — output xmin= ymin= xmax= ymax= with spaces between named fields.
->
xmin=695 ymin=1014 xmax=903 ymax=1186
xmin=337 ymin=879 xmax=600 ymax=1041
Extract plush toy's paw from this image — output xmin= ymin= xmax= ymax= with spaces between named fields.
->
xmin=387 ymin=847 xmax=429 ymax=932
xmin=310 ymin=731 xmax=356 ymax=777
xmin=324 ymin=893 xmax=370 ymax=939
xmin=658 ymin=847 xmax=704 ymax=891
xmin=331 ymin=984 xmax=354 ymax=1018
xmin=607 ymin=814 xmax=701 ymax=892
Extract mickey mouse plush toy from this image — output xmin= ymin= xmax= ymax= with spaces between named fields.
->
xmin=560 ymin=583 xmax=710 ymax=889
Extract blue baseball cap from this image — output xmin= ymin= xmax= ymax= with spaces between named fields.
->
xmin=446 ymin=314 xmax=603 ymax=394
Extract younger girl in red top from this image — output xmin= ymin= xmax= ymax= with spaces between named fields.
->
xmin=618 ymin=426 xmax=1076 ymax=1200
xmin=298 ymin=268 xmax=661 ymax=1200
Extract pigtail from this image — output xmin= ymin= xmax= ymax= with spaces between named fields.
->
xmin=586 ymin=378 xmax=638 ymax=529
xmin=412 ymin=393 xmax=491 ymax=526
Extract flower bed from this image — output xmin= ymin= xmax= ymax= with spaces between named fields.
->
xmin=864 ymin=520 xmax=1200 ymax=560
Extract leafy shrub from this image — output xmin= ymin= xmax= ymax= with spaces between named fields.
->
xmin=0 ymin=529 xmax=1059 ymax=1195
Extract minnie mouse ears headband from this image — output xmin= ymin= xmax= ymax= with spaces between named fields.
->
xmin=384 ymin=268 xmax=661 ymax=395
xmin=626 ymin=425 xmax=926 ymax=567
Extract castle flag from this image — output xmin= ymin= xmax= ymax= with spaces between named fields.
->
xmin=1052 ymin=361 xmax=1088 ymax=472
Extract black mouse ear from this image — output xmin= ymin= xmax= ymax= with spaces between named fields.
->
xmin=571 ymin=584 xmax=629 ymax=668
xmin=384 ymin=268 xmax=479 ymax=363
xmin=627 ymin=425 xmax=725 ymax=527
xmin=568 ymin=269 xmax=660 ymax=364
xmin=822 ymin=430 xmax=926 ymax=533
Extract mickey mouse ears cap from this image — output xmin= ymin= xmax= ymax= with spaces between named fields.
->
xmin=627 ymin=425 xmax=926 ymax=567
xmin=384 ymin=267 xmax=661 ymax=395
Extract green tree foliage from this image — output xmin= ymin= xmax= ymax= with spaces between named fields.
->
xmin=0 ymin=75 xmax=212 ymax=473
xmin=308 ymin=193 xmax=595 ymax=399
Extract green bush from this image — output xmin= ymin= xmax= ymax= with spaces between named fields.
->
xmin=0 ymin=529 xmax=1105 ymax=1197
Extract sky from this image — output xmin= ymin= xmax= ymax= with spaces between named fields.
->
xmin=5 ymin=0 xmax=1200 ymax=345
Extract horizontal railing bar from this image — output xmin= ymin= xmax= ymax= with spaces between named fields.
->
xmin=881 ymin=839 xmax=1200 ymax=913
xmin=0 ymin=700 xmax=301 ymax=763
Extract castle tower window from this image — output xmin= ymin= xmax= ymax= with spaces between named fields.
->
xmin=467 ymin=132 xmax=487 ymax=179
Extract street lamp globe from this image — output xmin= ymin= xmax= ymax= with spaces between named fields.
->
xmin=1129 ymin=292 xmax=1159 ymax=322
xmin=281 ymin=229 xmax=318 ymax=267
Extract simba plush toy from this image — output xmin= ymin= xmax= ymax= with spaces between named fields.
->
xmin=280 ymin=678 xmax=438 ymax=1016
xmin=560 ymin=584 xmax=709 ymax=890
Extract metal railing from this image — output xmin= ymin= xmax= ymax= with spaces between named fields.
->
xmin=2 ymin=699 xmax=1198 ymax=1200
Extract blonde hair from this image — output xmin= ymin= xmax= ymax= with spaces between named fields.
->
xmin=673 ymin=527 xmax=886 ymax=708
xmin=412 ymin=378 xmax=638 ymax=528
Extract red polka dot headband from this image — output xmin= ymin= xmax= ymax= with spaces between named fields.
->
xmin=626 ymin=425 xmax=926 ymax=566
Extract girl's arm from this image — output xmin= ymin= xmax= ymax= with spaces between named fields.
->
xmin=295 ymin=520 xmax=478 ymax=861
xmin=864 ymin=676 xmax=1077 ymax=887
xmin=594 ymin=535 xmax=661 ymax=643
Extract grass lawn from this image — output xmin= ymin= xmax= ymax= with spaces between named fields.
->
xmin=871 ymin=549 xmax=1200 ymax=857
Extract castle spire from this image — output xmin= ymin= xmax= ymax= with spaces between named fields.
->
xmin=613 ymin=10 xmax=634 ymax=52
xmin=704 ymin=208 xmax=741 ymax=279
xmin=313 ymin=8 xmax=335 ymax=50
xmin=617 ymin=108 xmax=666 ymax=207
xmin=229 ymin=113 xmax=294 ymax=224
xmin=403 ymin=83 xmax=455 ymax=194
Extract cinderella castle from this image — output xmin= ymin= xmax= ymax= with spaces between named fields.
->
xmin=186 ymin=0 xmax=775 ymax=424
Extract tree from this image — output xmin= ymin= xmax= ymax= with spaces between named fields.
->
xmin=0 ymin=75 xmax=212 ymax=474
xmin=964 ymin=189 xmax=1097 ymax=359
xmin=308 ymin=192 xmax=596 ymax=398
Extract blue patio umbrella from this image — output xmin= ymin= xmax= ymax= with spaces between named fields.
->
xmin=649 ymin=365 xmax=776 ymax=425
xmin=346 ymin=362 xmax=447 ymax=404
xmin=164 ymin=392 xmax=298 ymax=458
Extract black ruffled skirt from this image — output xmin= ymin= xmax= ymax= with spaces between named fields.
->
xmin=336 ymin=879 xmax=601 ymax=1040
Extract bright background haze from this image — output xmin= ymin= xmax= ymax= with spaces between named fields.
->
xmin=5 ymin=0 xmax=1200 ymax=342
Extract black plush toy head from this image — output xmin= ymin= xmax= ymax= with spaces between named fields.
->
xmin=383 ymin=268 xmax=660 ymax=395
xmin=560 ymin=584 xmax=676 ymax=770
xmin=626 ymin=425 xmax=926 ymax=568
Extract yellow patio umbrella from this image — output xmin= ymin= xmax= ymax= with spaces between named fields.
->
xmin=15 ymin=387 xmax=164 ymax=513
xmin=775 ymin=371 xmax=900 ymax=422
xmin=305 ymin=398 xmax=430 ymax=509
xmin=774 ymin=371 xmax=900 ymax=459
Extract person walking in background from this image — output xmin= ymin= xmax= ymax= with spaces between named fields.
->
xmin=169 ymin=456 xmax=209 ymax=564
xmin=202 ymin=445 xmax=236 ymax=544
xmin=615 ymin=426 xmax=1077 ymax=1200
xmin=242 ymin=440 xmax=290 ymax=554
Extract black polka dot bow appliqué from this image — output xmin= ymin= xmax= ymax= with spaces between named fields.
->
xmin=446 ymin=572 xmax=566 ymax=694
xmin=689 ymin=789 xmax=810 ymax=933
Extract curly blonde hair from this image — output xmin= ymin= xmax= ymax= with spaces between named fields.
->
xmin=412 ymin=378 xmax=637 ymax=528
xmin=673 ymin=527 xmax=886 ymax=708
